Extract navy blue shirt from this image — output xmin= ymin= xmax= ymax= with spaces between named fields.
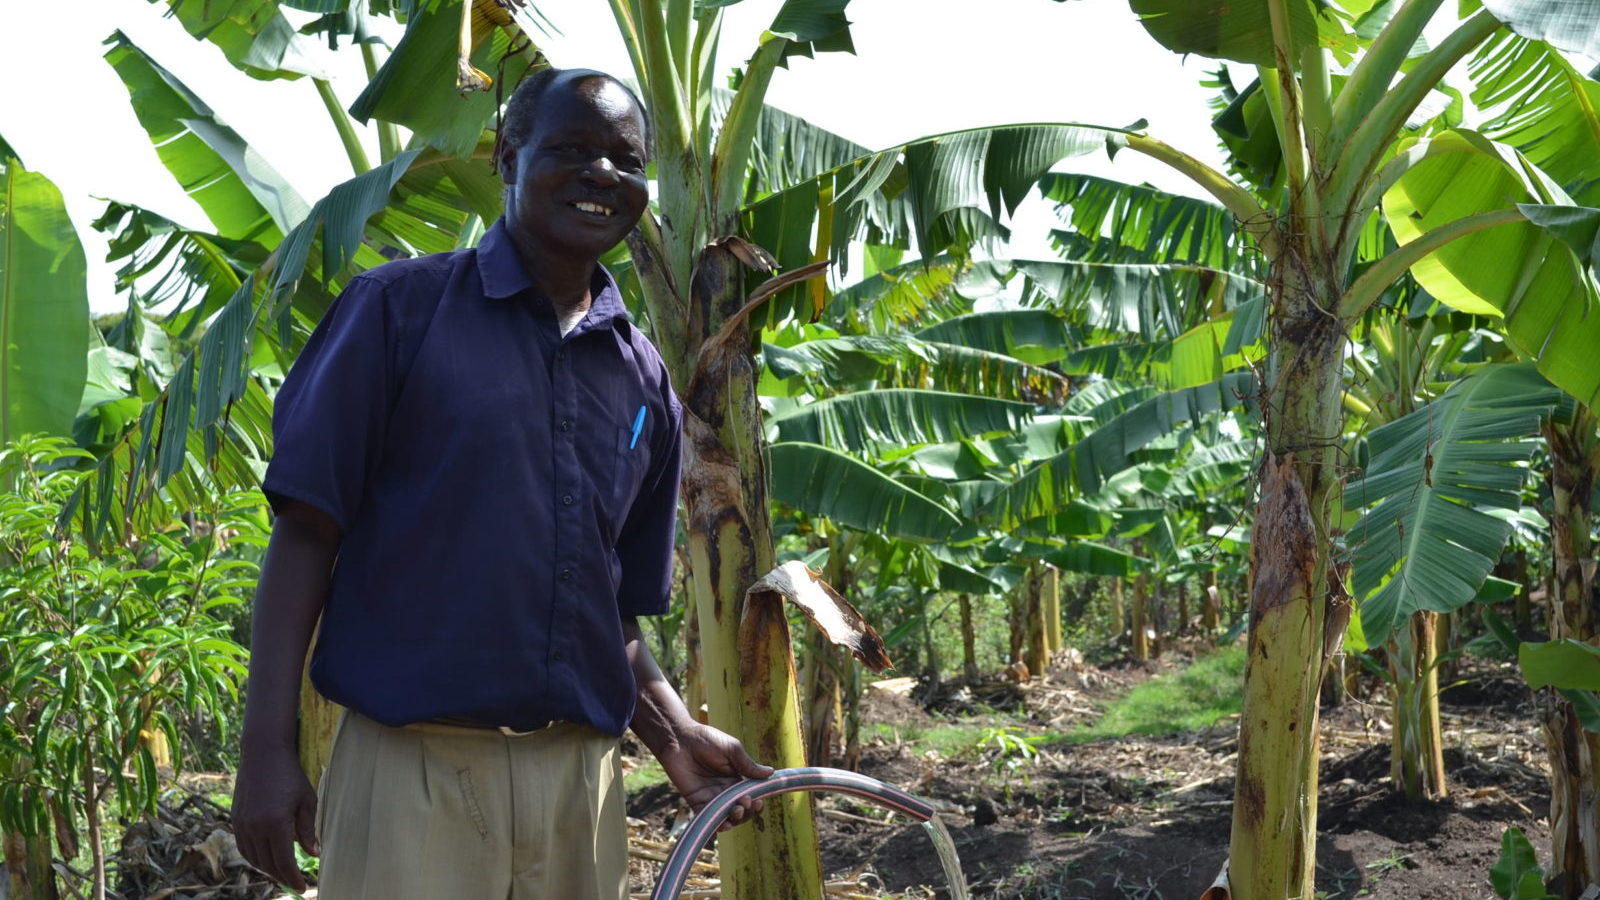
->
xmin=262 ymin=219 xmax=682 ymax=735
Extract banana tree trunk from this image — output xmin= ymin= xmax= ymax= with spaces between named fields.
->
xmin=683 ymin=407 xmax=821 ymax=899
xmin=682 ymin=564 xmax=707 ymax=723
xmin=1131 ymin=571 xmax=1150 ymax=662
xmin=1111 ymin=577 xmax=1126 ymax=648
xmin=1203 ymin=572 xmax=1220 ymax=635
xmin=1044 ymin=566 xmax=1063 ymax=655
xmin=1026 ymin=565 xmax=1049 ymax=678
xmin=1541 ymin=412 xmax=1600 ymax=899
xmin=1008 ymin=585 xmax=1025 ymax=670
xmin=1228 ymin=270 xmax=1348 ymax=900
xmin=673 ymin=240 xmax=822 ymax=899
xmin=801 ymin=629 xmax=842 ymax=767
xmin=1177 ymin=581 xmax=1189 ymax=637
xmin=1389 ymin=612 xmax=1448 ymax=799
xmin=2 ymin=814 xmax=58 ymax=900
xmin=958 ymin=594 xmax=979 ymax=682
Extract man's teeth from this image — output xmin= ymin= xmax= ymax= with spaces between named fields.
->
xmin=574 ymin=202 xmax=614 ymax=216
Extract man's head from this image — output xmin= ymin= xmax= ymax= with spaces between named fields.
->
xmin=496 ymin=68 xmax=651 ymax=261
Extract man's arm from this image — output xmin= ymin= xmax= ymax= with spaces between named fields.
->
xmin=231 ymin=500 xmax=342 ymax=892
xmin=623 ymin=617 xmax=772 ymax=829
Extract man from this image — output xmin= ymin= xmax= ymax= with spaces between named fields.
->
xmin=230 ymin=67 xmax=768 ymax=899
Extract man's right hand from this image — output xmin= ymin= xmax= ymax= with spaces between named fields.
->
xmin=231 ymin=748 xmax=319 ymax=892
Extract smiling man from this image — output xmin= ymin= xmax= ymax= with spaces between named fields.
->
xmin=229 ymin=68 xmax=769 ymax=900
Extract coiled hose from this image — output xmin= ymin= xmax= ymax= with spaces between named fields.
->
xmin=650 ymin=766 xmax=938 ymax=900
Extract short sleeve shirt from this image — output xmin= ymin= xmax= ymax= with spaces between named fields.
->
xmin=262 ymin=219 xmax=683 ymax=735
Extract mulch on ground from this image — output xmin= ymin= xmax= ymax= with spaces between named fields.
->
xmin=626 ymin=653 xmax=1552 ymax=900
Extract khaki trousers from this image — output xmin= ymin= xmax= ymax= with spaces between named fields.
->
xmin=314 ymin=710 xmax=629 ymax=900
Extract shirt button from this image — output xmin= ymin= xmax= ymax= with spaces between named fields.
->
xmin=555 ymin=350 xmax=567 ymax=362
xmin=553 ymin=650 xmax=566 ymax=661
xmin=561 ymin=493 xmax=574 ymax=506
xmin=559 ymin=420 xmax=572 ymax=433
xmin=560 ymin=569 xmax=573 ymax=581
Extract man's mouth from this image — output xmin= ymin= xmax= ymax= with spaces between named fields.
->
xmin=571 ymin=201 xmax=615 ymax=217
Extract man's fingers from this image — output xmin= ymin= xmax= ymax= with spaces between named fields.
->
xmin=266 ymin=827 xmax=306 ymax=892
xmin=728 ymin=744 xmax=774 ymax=780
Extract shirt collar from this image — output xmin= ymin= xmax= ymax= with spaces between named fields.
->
xmin=476 ymin=218 xmax=631 ymax=333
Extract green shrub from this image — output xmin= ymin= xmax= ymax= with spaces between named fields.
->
xmin=0 ymin=436 xmax=258 ymax=890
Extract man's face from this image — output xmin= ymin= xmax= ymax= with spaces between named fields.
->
xmin=500 ymin=76 xmax=650 ymax=259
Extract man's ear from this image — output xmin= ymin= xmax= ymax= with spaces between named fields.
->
xmin=496 ymin=141 xmax=518 ymax=185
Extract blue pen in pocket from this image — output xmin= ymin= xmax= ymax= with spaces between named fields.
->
xmin=629 ymin=405 xmax=646 ymax=449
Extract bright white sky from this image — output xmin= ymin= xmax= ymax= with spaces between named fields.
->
xmin=0 ymin=0 xmax=1232 ymax=313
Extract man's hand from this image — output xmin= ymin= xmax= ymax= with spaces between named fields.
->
xmin=655 ymin=723 xmax=774 ymax=831
xmin=231 ymin=748 xmax=319 ymax=892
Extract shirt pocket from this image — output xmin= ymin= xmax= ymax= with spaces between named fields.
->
xmin=609 ymin=421 xmax=653 ymax=528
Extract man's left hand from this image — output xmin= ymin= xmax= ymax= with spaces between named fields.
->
xmin=656 ymin=723 xmax=774 ymax=831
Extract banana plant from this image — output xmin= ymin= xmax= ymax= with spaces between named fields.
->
xmin=1345 ymin=359 xmax=1561 ymax=797
xmin=0 ymin=137 xmax=90 ymax=448
xmin=1020 ymin=5 xmax=1600 ymax=895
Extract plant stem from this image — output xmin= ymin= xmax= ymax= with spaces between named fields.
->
xmin=1325 ymin=10 xmax=1500 ymax=220
xmin=1330 ymin=0 xmax=1449 ymax=145
xmin=1123 ymin=135 xmax=1281 ymax=259
xmin=313 ymin=79 xmax=371 ymax=175
xmin=360 ymin=44 xmax=400 ymax=163
xmin=1264 ymin=0 xmax=1310 ymax=204
xmin=711 ymin=37 xmax=786 ymax=215
xmin=1337 ymin=207 xmax=1525 ymax=317
xmin=84 ymin=738 xmax=104 ymax=900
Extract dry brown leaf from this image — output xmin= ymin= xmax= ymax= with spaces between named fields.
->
xmin=744 ymin=561 xmax=892 ymax=672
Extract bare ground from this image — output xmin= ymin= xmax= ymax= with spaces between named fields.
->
xmin=626 ymin=655 xmax=1551 ymax=900
xmin=95 ymin=655 xmax=1549 ymax=899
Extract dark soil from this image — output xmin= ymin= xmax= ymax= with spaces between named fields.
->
xmin=626 ymin=653 xmax=1552 ymax=899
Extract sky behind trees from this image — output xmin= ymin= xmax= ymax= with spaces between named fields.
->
xmin=1 ymin=1 xmax=1226 ymax=313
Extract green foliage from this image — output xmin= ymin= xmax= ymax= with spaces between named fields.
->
xmin=1519 ymin=639 xmax=1600 ymax=690
xmin=0 ymin=436 xmax=256 ymax=878
xmin=1491 ymin=826 xmax=1556 ymax=900
xmin=1344 ymin=363 xmax=1559 ymax=644
xmin=1069 ymin=646 xmax=1247 ymax=741
xmin=0 ymin=143 xmax=90 ymax=444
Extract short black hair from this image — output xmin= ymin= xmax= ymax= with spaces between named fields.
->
xmin=496 ymin=66 xmax=652 ymax=176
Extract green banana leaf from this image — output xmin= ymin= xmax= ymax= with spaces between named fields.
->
xmin=742 ymin=122 xmax=1139 ymax=325
xmin=1518 ymin=203 xmax=1600 ymax=274
xmin=767 ymin=389 xmax=1034 ymax=453
xmin=145 ymin=0 xmax=329 ymax=80
xmin=0 ymin=146 xmax=89 ymax=443
xmin=1018 ymin=539 xmax=1146 ymax=577
xmin=105 ymin=32 xmax=308 ymax=242
xmin=351 ymin=0 xmax=538 ymax=158
xmin=986 ymin=372 xmax=1257 ymax=529
xmin=1344 ymin=362 xmax=1559 ymax=645
xmin=1472 ymin=29 xmax=1600 ymax=204
xmin=768 ymin=442 xmax=961 ymax=543
xmin=70 ymin=152 xmax=421 ymax=545
xmin=1519 ymin=639 xmax=1600 ymax=691
xmin=913 ymin=309 xmax=1076 ymax=363
xmin=1382 ymin=128 xmax=1600 ymax=409
xmin=1482 ymin=0 xmax=1600 ymax=61
xmin=728 ymin=91 xmax=875 ymax=198
xmin=765 ymin=334 xmax=1068 ymax=404
xmin=1128 ymin=0 xmax=1348 ymax=68
xmin=768 ymin=0 xmax=856 ymax=60
xmin=1041 ymin=172 xmax=1256 ymax=273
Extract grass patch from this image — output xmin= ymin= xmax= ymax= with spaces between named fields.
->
xmin=626 ymin=757 xmax=671 ymax=789
xmin=1066 ymin=646 xmax=1246 ymax=742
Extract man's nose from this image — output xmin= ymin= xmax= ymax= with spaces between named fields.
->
xmin=581 ymin=156 xmax=621 ymax=186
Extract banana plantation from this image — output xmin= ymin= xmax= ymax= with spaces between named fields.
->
xmin=3 ymin=0 xmax=1600 ymax=898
